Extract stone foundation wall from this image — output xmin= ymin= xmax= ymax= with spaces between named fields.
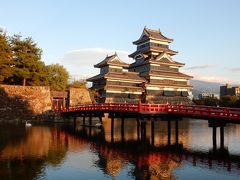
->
xmin=146 ymin=96 xmax=192 ymax=105
xmin=0 ymin=85 xmax=52 ymax=121
xmin=69 ymin=88 xmax=92 ymax=106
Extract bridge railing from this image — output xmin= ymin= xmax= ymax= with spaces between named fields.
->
xmin=55 ymin=103 xmax=240 ymax=121
xmin=167 ymin=105 xmax=240 ymax=120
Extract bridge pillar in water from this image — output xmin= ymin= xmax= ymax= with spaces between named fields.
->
xmin=82 ymin=115 xmax=86 ymax=126
xmin=220 ymin=126 xmax=224 ymax=149
xmin=209 ymin=121 xmax=226 ymax=151
xmin=73 ymin=116 xmax=77 ymax=128
xmin=121 ymin=116 xmax=125 ymax=142
xmin=212 ymin=126 xmax=217 ymax=151
xmin=175 ymin=120 xmax=179 ymax=145
xmin=140 ymin=119 xmax=146 ymax=141
xmin=168 ymin=120 xmax=171 ymax=146
xmin=137 ymin=117 xmax=140 ymax=141
xmin=89 ymin=114 xmax=92 ymax=126
xmin=151 ymin=119 xmax=155 ymax=145
xmin=110 ymin=114 xmax=115 ymax=143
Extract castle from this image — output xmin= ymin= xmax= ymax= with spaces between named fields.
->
xmin=87 ymin=27 xmax=193 ymax=104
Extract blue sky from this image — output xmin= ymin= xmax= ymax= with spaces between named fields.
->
xmin=1 ymin=0 xmax=240 ymax=84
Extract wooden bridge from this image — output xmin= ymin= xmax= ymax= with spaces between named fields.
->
xmin=55 ymin=103 xmax=240 ymax=122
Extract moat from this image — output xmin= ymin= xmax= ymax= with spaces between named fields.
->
xmin=1 ymin=117 xmax=240 ymax=180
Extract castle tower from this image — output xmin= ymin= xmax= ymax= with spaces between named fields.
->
xmin=87 ymin=53 xmax=145 ymax=103
xmin=128 ymin=27 xmax=193 ymax=104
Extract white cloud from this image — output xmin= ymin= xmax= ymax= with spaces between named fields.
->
xmin=184 ymin=71 xmax=239 ymax=84
xmin=60 ymin=48 xmax=133 ymax=80
xmin=184 ymin=64 xmax=216 ymax=70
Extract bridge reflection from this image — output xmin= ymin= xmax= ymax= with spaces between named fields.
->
xmin=59 ymin=117 xmax=240 ymax=178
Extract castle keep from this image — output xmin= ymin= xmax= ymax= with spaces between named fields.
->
xmin=87 ymin=28 xmax=193 ymax=104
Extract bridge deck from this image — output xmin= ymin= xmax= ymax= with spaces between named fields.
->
xmin=55 ymin=103 xmax=240 ymax=122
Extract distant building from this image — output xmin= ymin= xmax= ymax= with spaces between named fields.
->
xmin=220 ymin=84 xmax=240 ymax=98
xmin=198 ymin=93 xmax=220 ymax=99
xmin=87 ymin=27 xmax=193 ymax=104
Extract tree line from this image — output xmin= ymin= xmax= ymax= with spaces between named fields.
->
xmin=193 ymin=95 xmax=240 ymax=108
xmin=0 ymin=29 xmax=69 ymax=91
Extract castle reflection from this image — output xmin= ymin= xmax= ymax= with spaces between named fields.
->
xmin=0 ymin=118 xmax=240 ymax=179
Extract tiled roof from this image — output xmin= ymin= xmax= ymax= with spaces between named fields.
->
xmin=144 ymin=28 xmax=173 ymax=42
xmin=105 ymin=72 xmax=146 ymax=82
xmin=105 ymin=85 xmax=144 ymax=92
xmin=87 ymin=72 xmax=146 ymax=82
xmin=86 ymin=74 xmax=104 ymax=81
xmin=133 ymin=27 xmax=173 ymax=44
xmin=94 ymin=53 xmax=129 ymax=68
xmin=149 ymin=70 xmax=193 ymax=79
xmin=128 ymin=48 xmax=177 ymax=58
xmin=149 ymin=57 xmax=184 ymax=66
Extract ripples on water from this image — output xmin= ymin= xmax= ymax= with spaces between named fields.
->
xmin=0 ymin=118 xmax=240 ymax=180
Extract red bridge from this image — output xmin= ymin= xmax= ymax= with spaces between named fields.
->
xmin=55 ymin=103 xmax=240 ymax=122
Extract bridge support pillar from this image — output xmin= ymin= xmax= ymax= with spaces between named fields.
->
xmin=121 ymin=116 xmax=125 ymax=142
xmin=111 ymin=114 xmax=114 ymax=143
xmin=151 ymin=119 xmax=155 ymax=145
xmin=212 ymin=126 xmax=217 ymax=151
xmin=83 ymin=115 xmax=86 ymax=126
xmin=137 ymin=117 xmax=140 ymax=141
xmin=141 ymin=120 xmax=146 ymax=141
xmin=73 ymin=116 xmax=77 ymax=128
xmin=175 ymin=120 xmax=179 ymax=145
xmin=89 ymin=114 xmax=92 ymax=126
xmin=220 ymin=126 xmax=224 ymax=149
xmin=168 ymin=120 xmax=171 ymax=146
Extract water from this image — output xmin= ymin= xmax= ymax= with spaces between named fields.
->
xmin=0 ymin=117 xmax=240 ymax=180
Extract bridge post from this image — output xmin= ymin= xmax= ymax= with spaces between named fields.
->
xmin=83 ymin=115 xmax=86 ymax=126
xmin=73 ymin=116 xmax=77 ymax=128
xmin=167 ymin=120 xmax=171 ymax=146
xmin=121 ymin=115 xmax=125 ymax=142
xmin=175 ymin=120 xmax=179 ymax=145
xmin=111 ymin=113 xmax=114 ymax=143
xmin=151 ymin=119 xmax=155 ymax=145
xmin=89 ymin=114 xmax=92 ymax=126
xmin=212 ymin=126 xmax=217 ymax=151
xmin=220 ymin=126 xmax=224 ymax=149
xmin=137 ymin=116 xmax=140 ymax=141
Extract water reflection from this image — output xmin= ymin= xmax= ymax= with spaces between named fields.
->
xmin=0 ymin=117 xmax=240 ymax=179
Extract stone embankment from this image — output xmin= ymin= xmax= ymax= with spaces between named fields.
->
xmin=0 ymin=85 xmax=92 ymax=122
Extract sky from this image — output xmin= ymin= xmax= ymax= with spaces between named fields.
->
xmin=1 ymin=0 xmax=240 ymax=84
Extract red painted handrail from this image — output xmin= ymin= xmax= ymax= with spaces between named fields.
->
xmin=54 ymin=103 xmax=240 ymax=121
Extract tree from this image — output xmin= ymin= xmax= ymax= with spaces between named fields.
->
xmin=0 ymin=29 xmax=13 ymax=83
xmin=46 ymin=64 xmax=69 ymax=91
xmin=68 ymin=80 xmax=87 ymax=88
xmin=219 ymin=95 xmax=238 ymax=107
xmin=10 ymin=34 xmax=43 ymax=86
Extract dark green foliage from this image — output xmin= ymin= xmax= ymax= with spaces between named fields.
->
xmin=193 ymin=97 xmax=219 ymax=106
xmin=46 ymin=64 xmax=69 ymax=91
xmin=219 ymin=95 xmax=238 ymax=107
xmin=0 ymin=29 xmax=70 ymax=88
xmin=9 ymin=34 xmax=45 ymax=86
xmin=194 ymin=95 xmax=240 ymax=108
xmin=0 ymin=30 xmax=13 ymax=83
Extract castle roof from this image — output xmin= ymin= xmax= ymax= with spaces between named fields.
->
xmin=94 ymin=53 xmax=129 ymax=68
xmin=87 ymin=71 xmax=146 ymax=82
xmin=133 ymin=27 xmax=173 ymax=45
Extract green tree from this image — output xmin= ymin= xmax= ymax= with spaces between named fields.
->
xmin=0 ymin=29 xmax=13 ymax=83
xmin=203 ymin=97 xmax=219 ymax=106
xmin=46 ymin=64 xmax=69 ymax=91
xmin=10 ymin=34 xmax=43 ymax=86
xmin=219 ymin=95 xmax=238 ymax=107
xmin=68 ymin=80 xmax=87 ymax=88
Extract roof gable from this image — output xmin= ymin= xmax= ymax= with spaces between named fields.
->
xmin=94 ymin=53 xmax=129 ymax=68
